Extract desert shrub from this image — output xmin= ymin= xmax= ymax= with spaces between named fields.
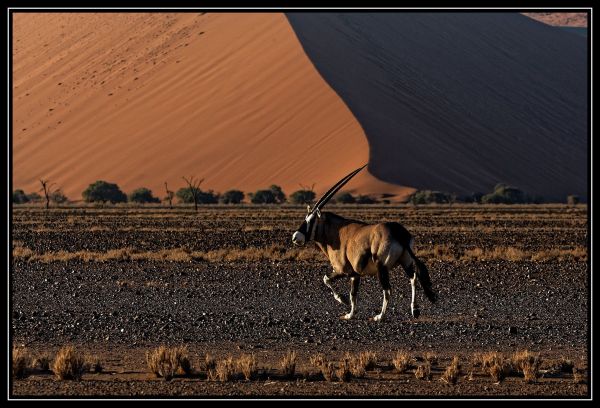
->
xmin=415 ymin=362 xmax=432 ymax=380
xmin=567 ymin=195 xmax=580 ymax=205
xmin=321 ymin=361 xmax=336 ymax=382
xmin=237 ymin=354 xmax=257 ymax=381
xmin=27 ymin=192 xmax=42 ymax=202
xmin=334 ymin=192 xmax=356 ymax=204
xmin=85 ymin=354 xmax=103 ymax=373
xmin=482 ymin=352 xmax=511 ymax=383
xmin=345 ymin=353 xmax=365 ymax=378
xmin=336 ymin=358 xmax=352 ymax=382
xmin=457 ymin=192 xmax=484 ymax=203
xmin=358 ymin=351 xmax=378 ymax=370
xmin=355 ymin=194 xmax=378 ymax=204
xmin=82 ymin=181 xmax=127 ymax=203
xmin=50 ymin=189 xmax=68 ymax=204
xmin=128 ymin=187 xmax=160 ymax=203
xmin=13 ymin=347 xmax=32 ymax=379
xmin=146 ymin=345 xmax=191 ymax=380
xmin=289 ymin=190 xmax=316 ymax=205
xmin=411 ymin=190 xmax=453 ymax=204
xmin=441 ymin=356 xmax=461 ymax=384
xmin=393 ymin=351 xmax=412 ymax=373
xmin=269 ymin=185 xmax=286 ymax=204
xmin=13 ymin=189 xmax=29 ymax=204
xmin=175 ymin=187 xmax=218 ymax=204
xmin=52 ymin=345 xmax=86 ymax=380
xmin=481 ymin=183 xmax=531 ymax=204
xmin=512 ymin=350 xmax=541 ymax=383
xmin=33 ymin=353 xmax=52 ymax=371
xmin=249 ymin=189 xmax=276 ymax=204
xmin=214 ymin=356 xmax=236 ymax=382
xmin=280 ymin=350 xmax=297 ymax=378
xmin=220 ymin=189 xmax=245 ymax=204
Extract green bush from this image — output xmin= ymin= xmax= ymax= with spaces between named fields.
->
xmin=269 ymin=185 xmax=286 ymax=204
xmin=175 ymin=187 xmax=218 ymax=204
xmin=356 ymin=195 xmax=378 ymax=204
xmin=128 ymin=188 xmax=160 ymax=203
xmin=250 ymin=190 xmax=276 ymax=204
xmin=334 ymin=192 xmax=356 ymax=204
xmin=410 ymin=190 xmax=453 ymax=204
xmin=220 ymin=190 xmax=245 ymax=204
xmin=481 ymin=184 xmax=528 ymax=204
xmin=50 ymin=189 xmax=68 ymax=204
xmin=289 ymin=190 xmax=316 ymax=205
xmin=82 ymin=181 xmax=127 ymax=203
xmin=26 ymin=192 xmax=42 ymax=203
xmin=12 ymin=189 xmax=29 ymax=204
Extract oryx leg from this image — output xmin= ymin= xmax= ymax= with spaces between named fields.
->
xmin=401 ymin=257 xmax=419 ymax=318
xmin=323 ymin=272 xmax=349 ymax=306
xmin=372 ymin=263 xmax=391 ymax=321
xmin=340 ymin=276 xmax=360 ymax=320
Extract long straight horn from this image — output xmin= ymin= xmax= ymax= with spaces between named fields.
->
xmin=312 ymin=164 xmax=367 ymax=212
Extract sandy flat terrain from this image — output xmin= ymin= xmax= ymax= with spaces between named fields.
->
xmin=523 ymin=12 xmax=588 ymax=27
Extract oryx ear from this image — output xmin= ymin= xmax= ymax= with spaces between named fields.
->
xmin=306 ymin=205 xmax=311 ymax=214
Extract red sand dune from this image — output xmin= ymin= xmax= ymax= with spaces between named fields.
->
xmin=522 ymin=12 xmax=588 ymax=27
xmin=287 ymin=13 xmax=587 ymax=202
xmin=12 ymin=13 xmax=412 ymax=203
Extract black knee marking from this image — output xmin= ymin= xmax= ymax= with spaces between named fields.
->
xmin=350 ymin=276 xmax=361 ymax=297
xmin=376 ymin=262 xmax=391 ymax=290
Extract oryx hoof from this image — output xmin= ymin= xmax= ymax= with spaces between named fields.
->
xmin=370 ymin=314 xmax=384 ymax=322
xmin=340 ymin=313 xmax=354 ymax=320
xmin=412 ymin=308 xmax=421 ymax=319
xmin=335 ymin=294 xmax=350 ymax=306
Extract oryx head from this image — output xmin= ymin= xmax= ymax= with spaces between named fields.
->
xmin=291 ymin=164 xmax=367 ymax=246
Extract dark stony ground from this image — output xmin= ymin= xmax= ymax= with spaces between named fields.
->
xmin=10 ymin=205 xmax=589 ymax=397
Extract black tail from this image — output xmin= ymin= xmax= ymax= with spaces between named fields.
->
xmin=406 ymin=246 xmax=437 ymax=303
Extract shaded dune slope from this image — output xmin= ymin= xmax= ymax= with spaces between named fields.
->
xmin=13 ymin=13 xmax=412 ymax=202
xmin=286 ymin=13 xmax=587 ymax=201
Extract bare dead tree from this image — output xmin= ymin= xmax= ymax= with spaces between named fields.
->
xmin=164 ymin=182 xmax=174 ymax=209
xmin=299 ymin=183 xmax=316 ymax=194
xmin=39 ymin=179 xmax=56 ymax=210
xmin=182 ymin=176 xmax=204 ymax=212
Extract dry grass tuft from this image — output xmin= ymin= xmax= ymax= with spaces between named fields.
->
xmin=13 ymin=347 xmax=32 ymax=379
xmin=85 ymin=354 xmax=103 ymax=373
xmin=441 ymin=356 xmax=461 ymax=384
xmin=345 ymin=353 xmax=365 ymax=378
xmin=214 ymin=356 xmax=236 ymax=382
xmin=321 ymin=361 xmax=336 ymax=382
xmin=336 ymin=358 xmax=352 ymax=382
xmin=573 ymin=367 xmax=585 ymax=384
xmin=424 ymin=351 xmax=438 ymax=366
xmin=310 ymin=353 xmax=326 ymax=368
xmin=205 ymin=353 xmax=217 ymax=371
xmin=280 ymin=350 xmax=297 ymax=378
xmin=512 ymin=350 xmax=541 ymax=383
xmin=415 ymin=361 xmax=432 ymax=381
xmin=237 ymin=353 xmax=257 ymax=381
xmin=392 ymin=351 xmax=412 ymax=373
xmin=146 ymin=345 xmax=191 ymax=380
xmin=359 ymin=351 xmax=378 ymax=370
xmin=482 ymin=352 xmax=511 ymax=383
xmin=52 ymin=345 xmax=86 ymax=380
xmin=32 ymin=353 xmax=52 ymax=371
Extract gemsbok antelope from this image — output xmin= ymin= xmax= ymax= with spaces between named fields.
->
xmin=291 ymin=165 xmax=437 ymax=321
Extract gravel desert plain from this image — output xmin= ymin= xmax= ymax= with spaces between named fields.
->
xmin=11 ymin=204 xmax=589 ymax=397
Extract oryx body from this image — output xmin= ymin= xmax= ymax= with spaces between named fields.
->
xmin=291 ymin=165 xmax=437 ymax=321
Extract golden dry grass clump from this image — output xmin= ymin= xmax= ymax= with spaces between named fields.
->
xmin=310 ymin=353 xmax=326 ymax=368
xmin=13 ymin=347 xmax=32 ymax=379
xmin=441 ymin=356 xmax=461 ymax=384
xmin=415 ymin=361 xmax=432 ymax=381
xmin=32 ymin=353 xmax=52 ymax=371
xmin=573 ymin=367 xmax=585 ymax=384
xmin=344 ymin=353 xmax=365 ymax=378
xmin=52 ymin=345 xmax=86 ymax=380
xmin=336 ymin=358 xmax=352 ymax=382
xmin=213 ymin=356 xmax=237 ymax=382
xmin=482 ymin=352 xmax=511 ymax=383
xmin=146 ymin=345 xmax=191 ymax=380
xmin=205 ymin=353 xmax=217 ymax=371
xmin=237 ymin=353 xmax=257 ymax=381
xmin=85 ymin=354 xmax=103 ymax=373
xmin=321 ymin=361 xmax=336 ymax=382
xmin=280 ymin=350 xmax=297 ymax=378
xmin=358 ymin=351 xmax=378 ymax=371
xmin=424 ymin=351 xmax=438 ymax=366
xmin=511 ymin=350 xmax=541 ymax=383
xmin=393 ymin=351 xmax=412 ymax=373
